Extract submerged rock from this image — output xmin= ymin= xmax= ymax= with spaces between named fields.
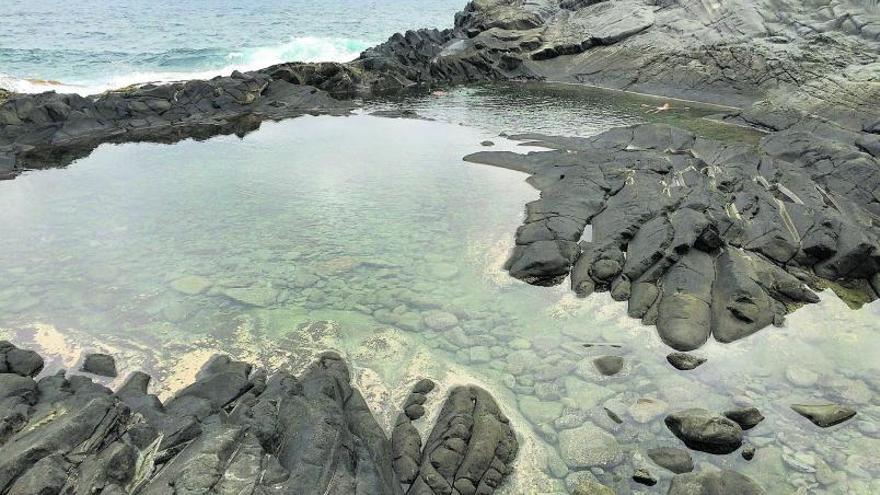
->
xmin=632 ymin=467 xmax=658 ymax=486
xmin=668 ymin=470 xmax=765 ymax=495
xmin=742 ymin=444 xmax=756 ymax=461
xmin=557 ymin=424 xmax=624 ymax=469
xmin=221 ymin=286 xmax=280 ymax=307
xmin=791 ymin=404 xmax=857 ymax=427
xmin=665 ymin=408 xmax=743 ymax=454
xmin=422 ymin=310 xmax=459 ymax=331
xmin=592 ymin=355 xmax=624 ymax=376
xmin=0 ymin=345 xmax=518 ymax=494
xmin=169 ymin=275 xmax=212 ymax=295
xmin=646 ymin=447 xmax=694 ymax=474
xmin=565 ymin=471 xmax=614 ymax=495
xmin=666 ymin=352 xmax=706 ymax=371
xmin=723 ymin=407 xmax=765 ymax=431
xmin=81 ymin=353 xmax=117 ymax=377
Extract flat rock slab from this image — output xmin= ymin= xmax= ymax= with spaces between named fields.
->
xmin=791 ymin=404 xmax=857 ymax=427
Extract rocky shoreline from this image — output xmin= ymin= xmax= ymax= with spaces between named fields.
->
xmin=1 ymin=1 xmax=878 ymax=493
xmin=465 ymin=120 xmax=880 ymax=350
xmin=5 ymin=1 xmax=876 ymax=176
xmin=0 ymin=341 xmax=519 ymax=494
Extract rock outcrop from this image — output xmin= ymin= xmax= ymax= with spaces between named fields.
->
xmin=0 ymin=342 xmax=518 ymax=494
xmin=465 ymin=120 xmax=880 ymax=350
xmin=3 ymin=0 xmax=876 ymax=179
xmin=0 ymin=66 xmax=357 ymax=176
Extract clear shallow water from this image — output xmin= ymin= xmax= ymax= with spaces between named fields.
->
xmin=0 ymin=0 xmax=464 ymax=94
xmin=0 ymin=102 xmax=877 ymax=493
xmin=367 ymin=82 xmax=764 ymax=144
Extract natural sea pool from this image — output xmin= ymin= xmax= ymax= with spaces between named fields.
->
xmin=0 ymin=87 xmax=878 ymax=494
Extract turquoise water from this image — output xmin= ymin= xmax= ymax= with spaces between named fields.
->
xmin=0 ymin=95 xmax=878 ymax=492
xmin=0 ymin=0 xmax=464 ymax=94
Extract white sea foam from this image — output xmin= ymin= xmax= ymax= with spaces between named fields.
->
xmin=0 ymin=36 xmax=371 ymax=96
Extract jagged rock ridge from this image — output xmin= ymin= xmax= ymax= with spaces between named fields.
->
xmin=0 ymin=341 xmax=518 ymax=494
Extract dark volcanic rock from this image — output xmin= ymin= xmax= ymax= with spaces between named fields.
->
xmin=407 ymin=385 xmax=518 ymax=495
xmin=465 ymin=122 xmax=879 ymax=350
xmin=632 ymin=467 xmax=658 ymax=486
xmin=742 ymin=444 xmax=756 ymax=461
xmin=723 ymin=407 xmax=764 ymax=431
xmin=81 ymin=353 xmax=117 ymax=377
xmin=668 ymin=470 xmax=765 ymax=495
xmin=0 ymin=68 xmax=354 ymax=175
xmin=791 ymin=403 xmax=857 ymax=427
xmin=666 ymin=352 xmax=706 ymax=371
xmin=0 ymin=345 xmax=518 ymax=495
xmin=647 ymin=447 xmax=694 ymax=474
xmin=665 ymin=408 xmax=743 ymax=454
xmin=0 ymin=341 xmax=44 ymax=377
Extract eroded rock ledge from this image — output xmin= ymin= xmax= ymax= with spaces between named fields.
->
xmin=0 ymin=341 xmax=518 ymax=494
xmin=465 ymin=120 xmax=880 ymax=350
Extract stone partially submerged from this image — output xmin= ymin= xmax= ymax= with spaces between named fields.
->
xmin=466 ymin=122 xmax=880 ymax=350
xmin=0 ymin=343 xmax=518 ymax=494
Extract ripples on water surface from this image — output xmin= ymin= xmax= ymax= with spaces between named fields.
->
xmin=0 ymin=89 xmax=878 ymax=494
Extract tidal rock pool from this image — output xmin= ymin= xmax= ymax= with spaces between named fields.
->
xmin=0 ymin=89 xmax=878 ymax=494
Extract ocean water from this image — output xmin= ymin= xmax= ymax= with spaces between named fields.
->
xmin=0 ymin=0 xmax=464 ymax=94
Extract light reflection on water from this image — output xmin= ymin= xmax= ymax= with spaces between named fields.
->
xmin=0 ymin=98 xmax=876 ymax=494
xmin=366 ymin=82 xmax=764 ymax=144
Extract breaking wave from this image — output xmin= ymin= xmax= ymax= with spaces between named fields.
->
xmin=0 ymin=36 xmax=371 ymax=96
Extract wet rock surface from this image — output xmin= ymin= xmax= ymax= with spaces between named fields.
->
xmin=81 ymin=353 xmax=117 ymax=377
xmin=0 ymin=344 xmax=518 ymax=494
xmin=665 ymin=408 xmax=744 ymax=454
xmin=723 ymin=407 xmax=765 ymax=431
xmin=465 ymin=121 xmax=880 ymax=350
xmin=646 ymin=447 xmax=694 ymax=474
xmin=791 ymin=403 xmax=858 ymax=428
xmin=666 ymin=352 xmax=706 ymax=371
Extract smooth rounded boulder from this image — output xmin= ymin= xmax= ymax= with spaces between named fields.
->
xmin=665 ymin=409 xmax=743 ymax=454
